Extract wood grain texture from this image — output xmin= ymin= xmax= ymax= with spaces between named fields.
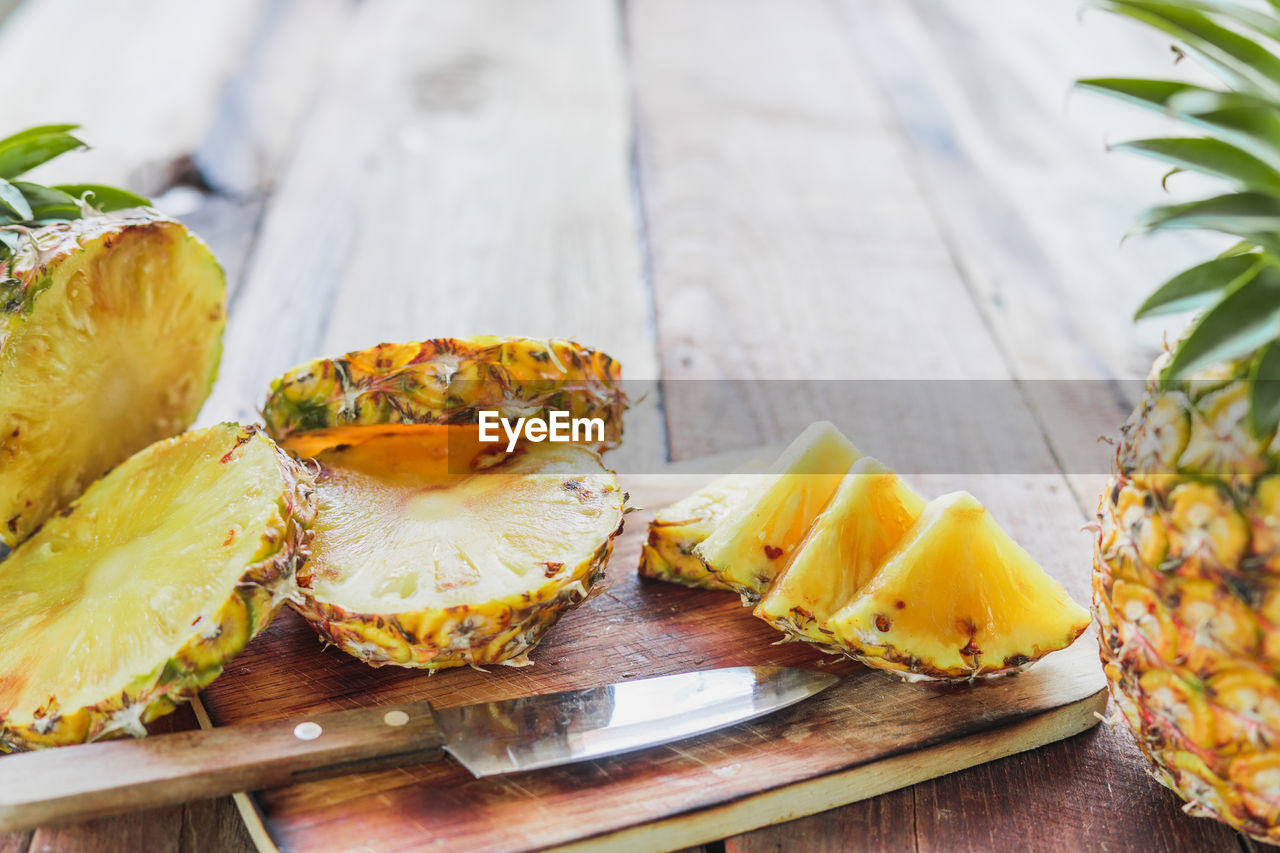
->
xmin=198 ymin=469 xmax=1104 ymax=852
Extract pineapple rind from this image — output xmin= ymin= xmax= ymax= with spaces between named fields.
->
xmin=1096 ymin=362 xmax=1280 ymax=843
xmin=261 ymin=337 xmax=626 ymax=451
xmin=0 ymin=211 xmax=225 ymax=545
xmin=0 ymin=425 xmax=316 ymax=752
xmin=638 ymin=472 xmax=760 ymax=591
xmin=291 ymin=529 xmax=619 ymax=669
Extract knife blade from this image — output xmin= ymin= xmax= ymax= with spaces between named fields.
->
xmin=0 ymin=666 xmax=836 ymax=832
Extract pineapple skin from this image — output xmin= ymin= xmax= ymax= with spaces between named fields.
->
xmin=291 ymin=520 xmax=621 ymax=669
xmin=0 ymin=426 xmax=316 ymax=752
xmin=638 ymin=473 xmax=759 ymax=591
xmin=262 ymin=337 xmax=626 ymax=451
xmin=1095 ymin=356 xmax=1280 ymax=842
xmin=0 ymin=211 xmax=225 ymax=546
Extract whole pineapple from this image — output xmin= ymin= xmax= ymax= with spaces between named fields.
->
xmin=1084 ymin=1 xmax=1280 ymax=841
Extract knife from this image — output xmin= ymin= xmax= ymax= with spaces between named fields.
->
xmin=0 ymin=666 xmax=837 ymax=832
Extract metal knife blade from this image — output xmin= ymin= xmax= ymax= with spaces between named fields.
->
xmin=437 ymin=665 xmax=839 ymax=777
xmin=0 ymin=666 xmax=837 ymax=832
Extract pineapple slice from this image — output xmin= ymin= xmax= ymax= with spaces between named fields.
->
xmin=825 ymin=491 xmax=1090 ymax=680
xmin=755 ymin=457 xmax=925 ymax=645
xmin=0 ymin=423 xmax=315 ymax=751
xmin=695 ymin=422 xmax=860 ymax=602
xmin=639 ymin=470 xmax=761 ymax=590
xmin=288 ymin=428 xmax=625 ymax=669
xmin=0 ymin=212 xmax=225 ymax=546
xmin=262 ymin=337 xmax=626 ymax=453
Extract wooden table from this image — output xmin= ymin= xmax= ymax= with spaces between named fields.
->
xmin=0 ymin=0 xmax=1268 ymax=850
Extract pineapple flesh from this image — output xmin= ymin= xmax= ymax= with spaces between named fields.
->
xmin=264 ymin=337 xmax=629 ymax=669
xmin=0 ymin=212 xmax=224 ymax=546
xmin=0 ymin=423 xmax=315 ymax=751
xmin=755 ymin=457 xmax=926 ymax=646
xmin=288 ymin=429 xmax=624 ymax=668
xmin=639 ymin=471 xmax=760 ymax=590
xmin=696 ymin=421 xmax=860 ymax=602
xmin=830 ymin=491 xmax=1089 ymax=680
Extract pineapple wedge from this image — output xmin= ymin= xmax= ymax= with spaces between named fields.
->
xmin=290 ymin=429 xmax=623 ymax=668
xmin=0 ymin=212 xmax=224 ymax=546
xmin=639 ymin=470 xmax=760 ymax=590
xmin=0 ymin=424 xmax=315 ymax=751
xmin=826 ymin=491 xmax=1089 ymax=680
xmin=755 ymin=457 xmax=925 ymax=645
xmin=696 ymin=421 xmax=860 ymax=602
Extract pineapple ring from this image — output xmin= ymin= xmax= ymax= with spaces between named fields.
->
xmin=0 ymin=423 xmax=315 ymax=751
xmin=0 ymin=213 xmax=225 ymax=547
xmin=290 ymin=431 xmax=625 ymax=669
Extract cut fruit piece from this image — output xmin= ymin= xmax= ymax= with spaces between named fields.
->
xmin=639 ymin=470 xmax=762 ymax=590
xmin=0 ymin=212 xmax=225 ymax=546
xmin=755 ymin=457 xmax=925 ymax=645
xmin=262 ymin=337 xmax=626 ymax=454
xmin=826 ymin=491 xmax=1090 ymax=681
xmin=291 ymin=431 xmax=625 ymax=669
xmin=0 ymin=423 xmax=315 ymax=751
xmin=695 ymin=422 xmax=861 ymax=603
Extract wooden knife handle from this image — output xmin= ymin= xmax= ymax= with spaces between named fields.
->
xmin=0 ymin=701 xmax=446 ymax=832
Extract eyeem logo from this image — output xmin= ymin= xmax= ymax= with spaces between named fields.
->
xmin=478 ymin=411 xmax=605 ymax=452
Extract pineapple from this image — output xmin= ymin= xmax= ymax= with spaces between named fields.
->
xmin=0 ymin=125 xmax=223 ymax=547
xmin=755 ymin=457 xmax=926 ymax=646
xmin=0 ymin=423 xmax=315 ymax=751
xmin=1082 ymin=1 xmax=1280 ymax=840
xmin=264 ymin=338 xmax=627 ymax=669
xmin=262 ymin=337 xmax=625 ymax=455
xmin=826 ymin=492 xmax=1089 ymax=680
xmin=695 ymin=421 xmax=861 ymax=602
xmin=638 ymin=469 xmax=761 ymax=590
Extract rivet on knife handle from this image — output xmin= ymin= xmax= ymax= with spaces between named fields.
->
xmin=0 ymin=701 xmax=445 ymax=833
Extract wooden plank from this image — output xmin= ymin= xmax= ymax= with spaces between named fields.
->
xmin=201 ymin=0 xmax=660 ymax=465
xmin=196 ymin=467 xmax=1104 ymax=851
xmin=724 ymin=789 xmax=914 ymax=853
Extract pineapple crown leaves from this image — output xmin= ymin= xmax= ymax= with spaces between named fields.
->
xmin=0 ymin=124 xmax=150 ymax=260
xmin=1079 ymin=0 xmax=1280 ymax=436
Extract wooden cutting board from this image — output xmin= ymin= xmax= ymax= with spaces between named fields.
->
xmin=200 ymin=458 xmax=1108 ymax=852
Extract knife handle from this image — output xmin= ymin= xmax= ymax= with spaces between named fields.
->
xmin=0 ymin=701 xmax=446 ymax=833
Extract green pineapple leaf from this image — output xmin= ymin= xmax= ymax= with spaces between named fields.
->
xmin=1114 ymin=137 xmax=1280 ymax=193
xmin=15 ymin=182 xmax=81 ymax=220
xmin=52 ymin=184 xmax=151 ymax=214
xmin=1135 ymin=253 xmax=1262 ymax=318
xmin=1087 ymin=1 xmax=1280 ymax=95
xmin=1136 ymin=192 xmax=1280 ymax=252
xmin=0 ymin=178 xmax=33 ymax=222
xmin=0 ymin=126 xmax=86 ymax=181
xmin=1164 ymin=263 xmax=1280 ymax=378
xmin=1249 ymin=341 xmax=1280 ymax=436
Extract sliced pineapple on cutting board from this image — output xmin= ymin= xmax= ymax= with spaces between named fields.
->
xmin=755 ymin=457 xmax=925 ymax=646
xmin=0 ymin=423 xmax=315 ymax=751
xmin=264 ymin=338 xmax=629 ymax=670
xmin=695 ymin=421 xmax=861 ymax=602
xmin=639 ymin=469 xmax=761 ymax=590
xmin=290 ymin=429 xmax=624 ymax=669
xmin=826 ymin=491 xmax=1090 ymax=680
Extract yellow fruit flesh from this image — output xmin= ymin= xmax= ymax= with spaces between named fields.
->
xmin=696 ymin=421 xmax=860 ymax=601
xmin=0 ymin=220 xmax=224 ymax=545
xmin=640 ymin=472 xmax=761 ymax=589
xmin=828 ymin=491 xmax=1090 ymax=679
xmin=0 ymin=425 xmax=295 ymax=731
xmin=300 ymin=433 xmax=623 ymax=653
xmin=755 ymin=457 xmax=925 ymax=644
